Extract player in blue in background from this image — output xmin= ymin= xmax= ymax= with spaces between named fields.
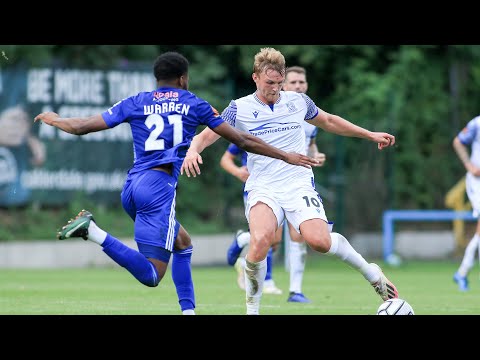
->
xmin=34 ymin=51 xmax=318 ymax=315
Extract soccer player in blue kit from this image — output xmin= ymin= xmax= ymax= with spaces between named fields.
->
xmin=33 ymin=51 xmax=318 ymax=315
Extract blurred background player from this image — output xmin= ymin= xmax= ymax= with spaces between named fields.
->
xmin=0 ymin=105 xmax=46 ymax=207
xmin=34 ymin=51 xmax=318 ymax=315
xmin=452 ymin=114 xmax=480 ymax=291
xmin=224 ymin=66 xmax=327 ymax=302
xmin=282 ymin=66 xmax=327 ymax=302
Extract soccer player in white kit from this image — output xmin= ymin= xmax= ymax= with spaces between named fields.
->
xmin=223 ymin=66 xmax=328 ymax=302
xmin=182 ymin=47 xmax=399 ymax=314
xmin=452 ymin=115 xmax=480 ymax=291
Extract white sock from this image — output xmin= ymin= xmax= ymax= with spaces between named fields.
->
xmin=237 ymin=231 xmax=251 ymax=248
xmin=458 ymin=233 xmax=479 ymax=277
xmin=182 ymin=309 xmax=195 ymax=315
xmin=87 ymin=221 xmax=107 ymax=245
xmin=244 ymin=256 xmax=267 ymax=315
xmin=236 ymin=257 xmax=246 ymax=269
xmin=326 ymin=232 xmax=379 ymax=283
xmin=289 ymin=241 xmax=307 ymax=294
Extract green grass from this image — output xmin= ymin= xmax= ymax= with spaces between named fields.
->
xmin=1 ymin=256 xmax=479 ymax=315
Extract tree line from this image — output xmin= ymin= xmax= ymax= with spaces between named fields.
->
xmin=2 ymin=45 xmax=478 ymax=235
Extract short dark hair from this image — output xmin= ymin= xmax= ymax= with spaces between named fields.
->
xmin=153 ymin=52 xmax=189 ymax=81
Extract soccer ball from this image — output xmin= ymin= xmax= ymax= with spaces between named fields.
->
xmin=376 ymin=298 xmax=414 ymax=315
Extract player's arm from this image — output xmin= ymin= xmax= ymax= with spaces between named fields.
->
xmin=26 ymin=135 xmax=46 ymax=166
xmin=213 ymin=122 xmax=318 ymax=167
xmin=453 ymin=136 xmax=480 ymax=176
xmin=220 ymin=151 xmax=249 ymax=183
xmin=34 ymin=112 xmax=109 ymax=135
xmin=182 ymin=122 xmax=319 ymax=178
xmin=181 ymin=127 xmax=221 ymax=177
xmin=307 ymin=138 xmax=326 ymax=166
xmin=306 ymin=108 xmax=395 ymax=150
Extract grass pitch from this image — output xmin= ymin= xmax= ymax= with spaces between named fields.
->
xmin=1 ymin=256 xmax=479 ymax=315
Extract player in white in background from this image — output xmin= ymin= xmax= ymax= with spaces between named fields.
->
xmin=452 ymin=115 xmax=480 ymax=291
xmin=224 ymin=66 xmax=328 ymax=302
xmin=182 ymin=47 xmax=399 ymax=315
xmin=282 ymin=66 xmax=327 ymax=303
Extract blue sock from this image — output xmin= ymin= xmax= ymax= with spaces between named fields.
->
xmin=265 ymin=247 xmax=274 ymax=281
xmin=172 ymin=246 xmax=195 ymax=311
xmin=102 ymin=234 xmax=159 ymax=287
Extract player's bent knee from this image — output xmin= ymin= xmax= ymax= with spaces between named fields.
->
xmin=306 ymin=235 xmax=330 ymax=253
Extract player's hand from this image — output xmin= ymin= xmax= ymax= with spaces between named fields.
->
xmin=370 ymin=132 xmax=395 ymax=150
xmin=181 ymin=150 xmax=203 ymax=177
xmin=27 ymin=136 xmax=46 ymax=166
xmin=236 ymin=165 xmax=250 ymax=183
xmin=34 ymin=111 xmax=60 ymax=125
xmin=285 ymin=152 xmax=319 ymax=168
xmin=313 ymin=152 xmax=326 ymax=167
xmin=466 ymin=162 xmax=480 ymax=177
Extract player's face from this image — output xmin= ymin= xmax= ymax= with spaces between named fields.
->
xmin=283 ymin=72 xmax=308 ymax=94
xmin=253 ymin=69 xmax=284 ymax=105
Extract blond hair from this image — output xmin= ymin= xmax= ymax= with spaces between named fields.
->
xmin=253 ymin=47 xmax=286 ymax=76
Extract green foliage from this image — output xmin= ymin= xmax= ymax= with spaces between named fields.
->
xmin=4 ymin=45 xmax=480 ymax=238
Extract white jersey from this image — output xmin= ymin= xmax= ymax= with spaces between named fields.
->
xmin=221 ymin=91 xmax=319 ymax=192
xmin=458 ymin=115 xmax=480 ymax=217
xmin=302 ymin=118 xmax=318 ymax=151
xmin=458 ymin=115 xmax=480 ymax=168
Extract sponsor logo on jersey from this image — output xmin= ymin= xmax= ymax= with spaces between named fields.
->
xmin=286 ymin=101 xmax=297 ymax=113
xmin=153 ymin=90 xmax=179 ymax=102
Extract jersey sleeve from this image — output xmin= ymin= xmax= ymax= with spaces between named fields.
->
xmin=197 ymin=99 xmax=225 ymax=129
xmin=300 ymin=93 xmax=319 ymax=120
xmin=458 ymin=117 xmax=479 ymax=146
xmin=227 ymin=143 xmax=241 ymax=156
xmin=220 ymin=100 xmax=237 ymax=127
xmin=101 ymin=96 xmax=135 ymax=128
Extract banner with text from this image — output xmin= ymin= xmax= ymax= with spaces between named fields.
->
xmin=0 ymin=64 xmax=156 ymax=206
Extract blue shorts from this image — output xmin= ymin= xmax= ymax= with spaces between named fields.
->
xmin=121 ymin=169 xmax=180 ymax=252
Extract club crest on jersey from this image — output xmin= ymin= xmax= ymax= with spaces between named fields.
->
xmin=286 ymin=101 xmax=297 ymax=113
xmin=153 ymin=90 xmax=179 ymax=102
xmin=253 ymin=110 xmax=259 ymax=119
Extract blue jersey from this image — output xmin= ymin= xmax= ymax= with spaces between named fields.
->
xmin=102 ymin=86 xmax=224 ymax=179
xmin=226 ymin=143 xmax=248 ymax=166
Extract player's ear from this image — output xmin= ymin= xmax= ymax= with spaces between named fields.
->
xmin=180 ymin=74 xmax=189 ymax=89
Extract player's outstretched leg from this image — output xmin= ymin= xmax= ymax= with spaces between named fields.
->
xmin=324 ymin=232 xmax=398 ymax=301
xmin=57 ymin=209 xmax=162 ymax=288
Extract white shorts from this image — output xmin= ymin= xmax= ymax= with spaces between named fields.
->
xmin=245 ymin=182 xmax=328 ymax=232
xmin=466 ymin=173 xmax=480 ymax=218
